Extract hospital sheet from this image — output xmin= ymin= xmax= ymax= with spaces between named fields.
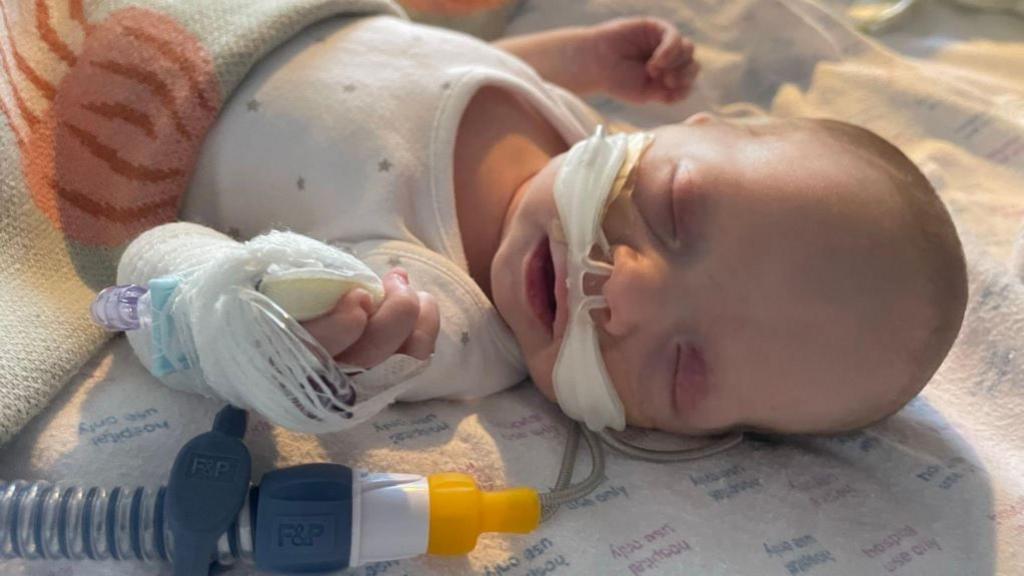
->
xmin=2 ymin=0 xmax=1023 ymax=574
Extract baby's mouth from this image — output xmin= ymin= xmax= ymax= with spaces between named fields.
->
xmin=525 ymin=237 xmax=557 ymax=332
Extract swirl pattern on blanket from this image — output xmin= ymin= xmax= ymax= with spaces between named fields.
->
xmin=10 ymin=4 xmax=220 ymax=246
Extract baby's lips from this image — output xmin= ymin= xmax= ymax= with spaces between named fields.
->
xmin=549 ymin=239 xmax=570 ymax=340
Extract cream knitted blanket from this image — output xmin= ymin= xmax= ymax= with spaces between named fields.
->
xmin=0 ymin=0 xmax=404 ymax=445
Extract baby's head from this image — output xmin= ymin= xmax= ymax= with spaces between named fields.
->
xmin=491 ymin=113 xmax=967 ymax=435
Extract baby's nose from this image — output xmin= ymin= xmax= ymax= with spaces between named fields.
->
xmin=600 ymin=246 xmax=663 ymax=337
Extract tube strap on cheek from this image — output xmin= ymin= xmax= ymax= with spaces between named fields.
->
xmin=551 ymin=126 xmax=654 ymax=432
xmin=552 ymin=298 xmax=623 ymax=432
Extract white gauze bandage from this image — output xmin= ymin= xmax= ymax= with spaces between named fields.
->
xmin=117 ymin=222 xmax=425 ymax=434
xmin=552 ymin=126 xmax=654 ymax=432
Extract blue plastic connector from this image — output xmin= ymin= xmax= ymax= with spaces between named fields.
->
xmin=166 ymin=405 xmax=252 ymax=576
xmin=149 ymin=276 xmax=193 ymax=377
xmin=253 ymin=463 xmax=354 ymax=574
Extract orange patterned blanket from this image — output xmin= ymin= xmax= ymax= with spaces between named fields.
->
xmin=0 ymin=0 xmax=403 ymax=444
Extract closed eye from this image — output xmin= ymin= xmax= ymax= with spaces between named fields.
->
xmin=668 ymin=162 xmax=707 ymax=257
xmin=667 ymin=162 xmax=685 ymax=244
xmin=668 ymin=162 xmax=691 ymax=247
xmin=629 ymin=160 xmax=678 ymax=249
xmin=670 ymin=343 xmax=682 ymax=411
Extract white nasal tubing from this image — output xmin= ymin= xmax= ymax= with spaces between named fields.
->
xmin=552 ymin=126 xmax=654 ymax=432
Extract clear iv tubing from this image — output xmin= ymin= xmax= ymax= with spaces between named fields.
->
xmin=538 ymin=424 xmax=604 ymax=521
xmin=0 ymin=481 xmax=252 ymax=565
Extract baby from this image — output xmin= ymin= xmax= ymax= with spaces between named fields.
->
xmin=182 ymin=14 xmax=968 ymax=436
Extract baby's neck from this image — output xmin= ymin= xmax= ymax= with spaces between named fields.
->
xmin=453 ymin=86 xmax=567 ymax=299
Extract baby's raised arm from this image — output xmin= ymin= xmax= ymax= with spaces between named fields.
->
xmin=493 ymin=17 xmax=699 ymax=104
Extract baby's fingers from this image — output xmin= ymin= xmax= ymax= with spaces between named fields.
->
xmin=336 ymin=270 xmax=421 ymax=368
xmin=646 ymin=26 xmax=692 ymax=78
xmin=659 ymin=59 xmax=700 ymax=103
xmin=398 ymin=291 xmax=440 ymax=360
xmin=677 ymin=59 xmax=700 ymax=93
xmin=301 ymin=288 xmax=373 ymax=358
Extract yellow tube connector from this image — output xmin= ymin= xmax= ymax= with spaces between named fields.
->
xmin=426 ymin=473 xmax=540 ymax=555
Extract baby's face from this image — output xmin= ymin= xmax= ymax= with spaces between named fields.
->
xmin=491 ymin=114 xmax=935 ymax=435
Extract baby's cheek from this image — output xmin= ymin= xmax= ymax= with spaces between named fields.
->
xmin=600 ymin=344 xmax=657 ymax=430
xmin=524 ymin=351 xmax=558 ymax=403
xmin=688 ymin=384 xmax=748 ymax=433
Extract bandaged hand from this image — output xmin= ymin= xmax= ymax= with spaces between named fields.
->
xmin=301 ymin=268 xmax=440 ymax=368
xmin=587 ymin=17 xmax=698 ymax=104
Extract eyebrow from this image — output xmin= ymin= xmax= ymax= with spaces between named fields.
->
xmin=667 ymin=161 xmax=684 ymax=245
xmin=674 ymin=165 xmax=714 ymax=260
xmin=622 ymin=155 xmax=673 ymax=248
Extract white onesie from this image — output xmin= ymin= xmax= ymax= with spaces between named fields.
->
xmin=181 ymin=15 xmax=599 ymax=401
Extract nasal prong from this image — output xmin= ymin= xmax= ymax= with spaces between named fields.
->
xmin=581 ymin=273 xmax=608 ymax=297
xmin=584 ymin=259 xmax=613 ymax=276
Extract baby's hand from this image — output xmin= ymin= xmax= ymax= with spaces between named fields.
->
xmin=301 ymin=268 xmax=440 ymax=368
xmin=588 ymin=17 xmax=699 ymax=104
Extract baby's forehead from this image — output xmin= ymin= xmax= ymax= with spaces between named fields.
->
xmin=642 ymin=116 xmax=840 ymax=180
xmin=721 ymin=117 xmax=841 ymax=148
xmin=637 ymin=117 xmax=900 ymax=221
xmin=650 ymin=115 xmax=828 ymax=154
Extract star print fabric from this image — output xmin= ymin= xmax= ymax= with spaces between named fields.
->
xmin=181 ymin=14 xmax=602 ymax=401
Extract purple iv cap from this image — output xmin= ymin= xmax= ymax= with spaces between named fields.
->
xmin=91 ymin=284 xmax=148 ymax=331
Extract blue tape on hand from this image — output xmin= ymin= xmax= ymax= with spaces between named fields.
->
xmin=148 ymin=276 xmax=192 ymax=378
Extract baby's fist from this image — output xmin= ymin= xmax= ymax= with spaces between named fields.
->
xmin=302 ymin=268 xmax=440 ymax=368
xmin=589 ymin=17 xmax=699 ymax=104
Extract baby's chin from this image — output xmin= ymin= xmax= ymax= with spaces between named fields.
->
xmin=525 ymin=363 xmax=557 ymax=403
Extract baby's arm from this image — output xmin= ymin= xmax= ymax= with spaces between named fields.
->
xmin=493 ymin=17 xmax=699 ymax=104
